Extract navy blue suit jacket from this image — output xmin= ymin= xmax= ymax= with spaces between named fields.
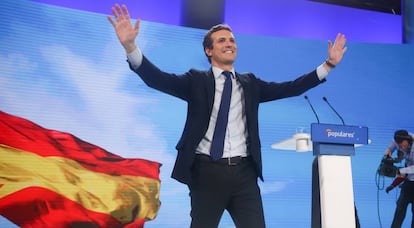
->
xmin=132 ymin=56 xmax=325 ymax=184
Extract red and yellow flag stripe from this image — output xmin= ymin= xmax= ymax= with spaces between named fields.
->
xmin=0 ymin=111 xmax=161 ymax=228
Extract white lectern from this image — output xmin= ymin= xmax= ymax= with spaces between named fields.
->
xmin=311 ymin=123 xmax=368 ymax=228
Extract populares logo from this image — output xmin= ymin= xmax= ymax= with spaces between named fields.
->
xmin=325 ymin=128 xmax=355 ymax=138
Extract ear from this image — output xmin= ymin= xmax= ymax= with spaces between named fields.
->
xmin=205 ymin=48 xmax=212 ymax=57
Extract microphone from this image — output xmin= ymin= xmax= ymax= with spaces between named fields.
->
xmin=322 ymin=96 xmax=345 ymax=125
xmin=304 ymin=95 xmax=320 ymax=123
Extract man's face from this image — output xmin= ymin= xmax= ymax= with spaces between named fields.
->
xmin=205 ymin=29 xmax=237 ymax=67
xmin=398 ymin=140 xmax=410 ymax=150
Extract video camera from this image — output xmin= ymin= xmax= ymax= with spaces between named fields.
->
xmin=377 ymin=156 xmax=399 ymax=178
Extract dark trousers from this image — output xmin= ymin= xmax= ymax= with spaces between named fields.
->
xmin=188 ymin=155 xmax=265 ymax=228
xmin=391 ymin=180 xmax=414 ymax=228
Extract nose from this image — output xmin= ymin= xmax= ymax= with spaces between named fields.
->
xmin=224 ymin=38 xmax=235 ymax=45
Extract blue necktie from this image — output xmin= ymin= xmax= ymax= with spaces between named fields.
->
xmin=210 ymin=71 xmax=232 ymax=160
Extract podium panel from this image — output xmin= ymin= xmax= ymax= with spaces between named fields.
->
xmin=311 ymin=123 xmax=368 ymax=228
xmin=311 ymin=123 xmax=368 ymax=156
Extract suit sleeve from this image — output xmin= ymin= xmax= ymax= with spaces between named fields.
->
xmin=129 ymin=55 xmax=192 ymax=101
xmin=256 ymin=70 xmax=325 ymax=102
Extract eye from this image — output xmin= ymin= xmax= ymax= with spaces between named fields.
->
xmin=217 ymin=37 xmax=226 ymax=43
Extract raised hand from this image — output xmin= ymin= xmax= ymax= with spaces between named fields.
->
xmin=326 ymin=33 xmax=347 ymax=66
xmin=107 ymin=4 xmax=140 ymax=53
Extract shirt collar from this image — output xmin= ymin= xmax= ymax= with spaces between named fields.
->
xmin=212 ymin=66 xmax=235 ymax=79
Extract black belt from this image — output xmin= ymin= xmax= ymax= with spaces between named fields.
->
xmin=195 ymin=154 xmax=250 ymax=166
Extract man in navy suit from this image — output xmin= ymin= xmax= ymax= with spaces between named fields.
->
xmin=108 ymin=3 xmax=347 ymax=228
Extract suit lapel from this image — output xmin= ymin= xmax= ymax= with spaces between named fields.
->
xmin=236 ymin=72 xmax=252 ymax=112
xmin=205 ymin=69 xmax=215 ymax=112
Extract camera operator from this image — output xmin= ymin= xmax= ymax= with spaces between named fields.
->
xmin=384 ymin=130 xmax=414 ymax=228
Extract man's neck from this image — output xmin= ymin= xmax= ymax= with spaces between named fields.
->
xmin=211 ymin=62 xmax=234 ymax=71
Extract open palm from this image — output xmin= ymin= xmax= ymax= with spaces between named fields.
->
xmin=107 ymin=4 xmax=140 ymax=53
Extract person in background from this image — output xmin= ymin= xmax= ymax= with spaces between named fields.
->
xmin=107 ymin=3 xmax=347 ymax=227
xmin=384 ymin=130 xmax=414 ymax=227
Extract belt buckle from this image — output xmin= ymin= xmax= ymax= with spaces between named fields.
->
xmin=227 ymin=157 xmax=237 ymax=166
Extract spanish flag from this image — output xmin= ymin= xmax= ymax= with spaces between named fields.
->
xmin=0 ymin=111 xmax=161 ymax=228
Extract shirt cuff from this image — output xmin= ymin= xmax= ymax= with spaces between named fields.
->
xmin=126 ymin=47 xmax=143 ymax=69
xmin=399 ymin=166 xmax=414 ymax=175
xmin=316 ymin=63 xmax=328 ymax=81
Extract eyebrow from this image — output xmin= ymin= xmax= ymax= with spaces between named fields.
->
xmin=216 ymin=37 xmax=235 ymax=42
